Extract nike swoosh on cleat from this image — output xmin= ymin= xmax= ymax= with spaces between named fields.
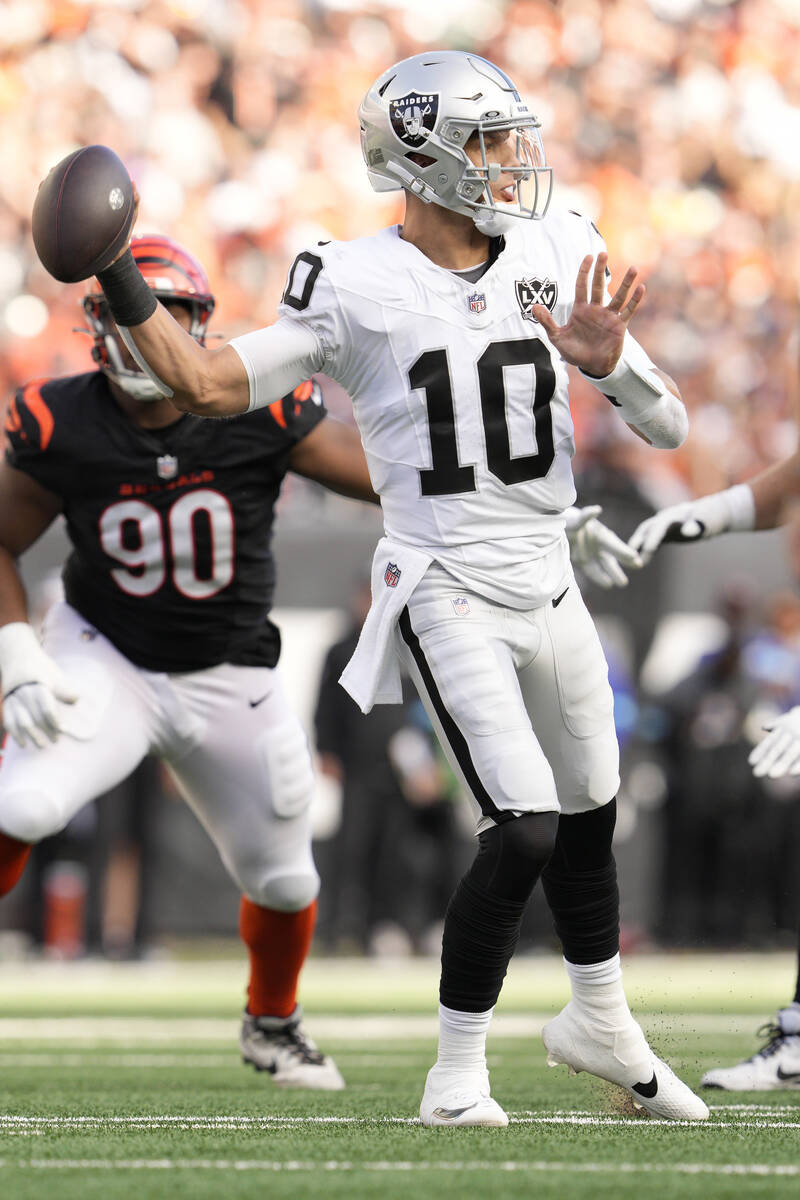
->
xmin=552 ymin=587 xmax=569 ymax=608
xmin=249 ymin=695 xmax=269 ymax=708
xmin=776 ymin=1067 xmax=800 ymax=1082
xmin=431 ymin=1102 xmax=478 ymax=1120
xmin=631 ymin=1072 xmax=659 ymax=1098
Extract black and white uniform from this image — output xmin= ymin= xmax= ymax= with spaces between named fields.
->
xmin=1 ymin=372 xmax=325 ymax=910
xmin=230 ymin=210 xmax=656 ymax=826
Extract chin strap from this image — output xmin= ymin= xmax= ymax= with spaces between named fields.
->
xmin=116 ymin=326 xmax=174 ymax=399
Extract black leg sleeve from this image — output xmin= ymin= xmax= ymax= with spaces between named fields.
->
xmin=439 ymin=811 xmax=558 ymax=1012
xmin=541 ymin=800 xmax=620 ymax=966
xmin=794 ymin=921 xmax=800 ymax=1005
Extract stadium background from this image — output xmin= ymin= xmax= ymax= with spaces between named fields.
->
xmin=0 ymin=0 xmax=799 ymax=961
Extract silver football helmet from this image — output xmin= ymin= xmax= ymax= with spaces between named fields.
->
xmin=359 ymin=51 xmax=552 ymax=234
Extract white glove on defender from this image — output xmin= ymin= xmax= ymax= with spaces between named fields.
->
xmin=749 ymin=708 xmax=800 ymax=780
xmin=565 ymin=505 xmax=643 ymax=589
xmin=628 ymin=484 xmax=755 ymax=566
xmin=0 ymin=622 xmax=78 ymax=749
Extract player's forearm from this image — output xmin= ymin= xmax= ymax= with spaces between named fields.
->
xmin=581 ymin=355 xmax=688 ymax=450
xmin=0 ymin=549 xmax=29 ymax=626
xmin=116 ymin=306 xmax=249 ymax=416
xmin=290 ymin=421 xmax=379 ymax=504
xmin=747 ymin=452 xmax=800 ymax=530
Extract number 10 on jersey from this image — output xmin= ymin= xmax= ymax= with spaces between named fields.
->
xmin=410 ymin=337 xmax=557 ymax=496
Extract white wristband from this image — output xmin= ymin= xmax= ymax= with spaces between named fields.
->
xmin=722 ymin=483 xmax=756 ymax=532
xmin=579 ymin=355 xmax=666 ymax=419
xmin=580 ymin=355 xmax=687 ymax=449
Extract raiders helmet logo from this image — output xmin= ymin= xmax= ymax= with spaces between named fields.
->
xmin=389 ymin=93 xmax=439 ymax=148
xmin=515 ymin=276 xmax=558 ymax=323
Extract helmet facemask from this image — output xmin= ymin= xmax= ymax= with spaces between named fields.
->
xmin=441 ymin=116 xmax=552 ymax=233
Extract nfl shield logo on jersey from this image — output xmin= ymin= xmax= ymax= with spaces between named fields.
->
xmin=389 ymin=93 xmax=439 ymax=148
xmin=515 ymin=276 xmax=558 ymax=322
xmin=384 ymin=561 xmax=402 ymax=588
xmin=452 ymin=596 xmax=471 ymax=616
xmin=156 ymin=454 xmax=178 ymax=480
xmin=468 ymin=292 xmax=486 ymax=314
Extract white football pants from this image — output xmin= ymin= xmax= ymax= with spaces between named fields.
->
xmin=0 ymin=603 xmax=319 ymax=912
xmin=397 ymin=564 xmax=620 ymax=831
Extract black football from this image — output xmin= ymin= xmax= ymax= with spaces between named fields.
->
xmin=32 ymin=145 xmax=135 ymax=284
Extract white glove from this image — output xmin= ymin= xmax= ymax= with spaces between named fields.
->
xmin=749 ymin=708 xmax=800 ymax=780
xmin=628 ymin=483 xmax=755 ymax=566
xmin=565 ymin=505 xmax=643 ymax=589
xmin=0 ymin=622 xmax=79 ymax=749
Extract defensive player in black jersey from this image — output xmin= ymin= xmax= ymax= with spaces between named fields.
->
xmin=0 ymin=236 xmax=378 ymax=1089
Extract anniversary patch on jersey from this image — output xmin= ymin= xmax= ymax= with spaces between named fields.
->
xmin=389 ymin=93 xmax=438 ymax=148
xmin=515 ymin=276 xmax=558 ymax=323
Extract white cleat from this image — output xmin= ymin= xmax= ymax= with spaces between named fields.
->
xmin=240 ymin=1006 xmax=345 ymax=1090
xmin=542 ymin=1001 xmax=709 ymax=1121
xmin=419 ymin=1064 xmax=509 ymax=1127
xmin=701 ymin=1010 xmax=800 ymax=1091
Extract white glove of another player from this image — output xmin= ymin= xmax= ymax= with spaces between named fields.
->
xmin=628 ymin=484 xmax=756 ymax=566
xmin=0 ymin=622 xmax=78 ymax=749
xmin=565 ymin=505 xmax=643 ymax=589
xmin=749 ymin=708 xmax=800 ymax=780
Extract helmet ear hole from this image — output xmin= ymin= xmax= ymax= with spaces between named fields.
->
xmin=405 ymin=151 xmax=437 ymax=169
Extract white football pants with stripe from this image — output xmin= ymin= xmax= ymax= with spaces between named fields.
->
xmin=0 ymin=603 xmax=319 ymax=912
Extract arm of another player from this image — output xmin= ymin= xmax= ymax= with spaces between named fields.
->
xmin=0 ymin=461 xmax=79 ymax=747
xmin=533 ymin=254 xmax=688 ymax=450
xmin=288 ymin=418 xmax=379 ymax=504
xmin=627 ymin=449 xmax=800 ymax=566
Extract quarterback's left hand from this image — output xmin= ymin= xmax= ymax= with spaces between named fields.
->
xmin=531 ymin=253 xmax=645 ymax=378
xmin=565 ymin=505 xmax=643 ymax=589
xmin=749 ymin=708 xmax=800 ymax=780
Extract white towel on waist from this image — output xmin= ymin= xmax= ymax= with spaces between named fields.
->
xmin=339 ymin=537 xmax=433 ymax=713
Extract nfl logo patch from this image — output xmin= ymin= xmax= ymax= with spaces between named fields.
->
xmin=384 ymin=561 xmax=401 ymax=588
xmin=156 ymin=454 xmax=178 ymax=480
xmin=452 ymin=596 xmax=471 ymax=616
xmin=468 ymin=292 xmax=486 ymax=314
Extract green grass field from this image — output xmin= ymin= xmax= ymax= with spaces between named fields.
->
xmin=0 ymin=951 xmax=798 ymax=1199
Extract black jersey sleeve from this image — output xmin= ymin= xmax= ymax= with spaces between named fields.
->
xmin=3 ymin=379 xmax=61 ymax=491
xmin=263 ymin=379 xmax=327 ymax=446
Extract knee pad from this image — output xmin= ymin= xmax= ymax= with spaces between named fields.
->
xmin=244 ymin=867 xmax=320 ymax=913
xmin=471 ymin=810 xmax=559 ymax=900
xmin=0 ymin=787 xmax=66 ymax=844
xmin=257 ymin=721 xmax=314 ymax=820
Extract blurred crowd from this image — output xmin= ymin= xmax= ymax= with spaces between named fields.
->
xmin=0 ymin=0 xmax=798 ymax=515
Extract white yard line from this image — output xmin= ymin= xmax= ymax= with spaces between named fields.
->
xmin=0 ymin=1159 xmax=797 ymax=1176
xmin=0 ymin=1113 xmax=798 ymax=1130
xmin=0 ymin=1013 xmax=767 ymax=1042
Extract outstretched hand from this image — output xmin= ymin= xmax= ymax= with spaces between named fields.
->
xmin=532 ymin=253 xmax=645 ymax=379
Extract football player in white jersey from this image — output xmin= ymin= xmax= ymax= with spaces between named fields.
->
xmin=46 ymin=51 xmax=708 ymax=1123
xmin=628 ymin=453 xmax=800 ymax=1090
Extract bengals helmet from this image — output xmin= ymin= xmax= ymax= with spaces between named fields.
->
xmin=359 ymin=51 xmax=552 ymax=234
xmin=82 ymin=235 xmax=215 ymax=401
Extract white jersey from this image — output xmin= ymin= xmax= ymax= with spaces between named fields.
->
xmin=232 ymin=207 xmax=658 ymax=608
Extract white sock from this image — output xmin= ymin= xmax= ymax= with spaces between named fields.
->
xmin=779 ymin=1002 xmax=800 ymax=1036
xmin=436 ymin=1003 xmax=493 ymax=1071
xmin=565 ymin=954 xmax=631 ymax=1017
